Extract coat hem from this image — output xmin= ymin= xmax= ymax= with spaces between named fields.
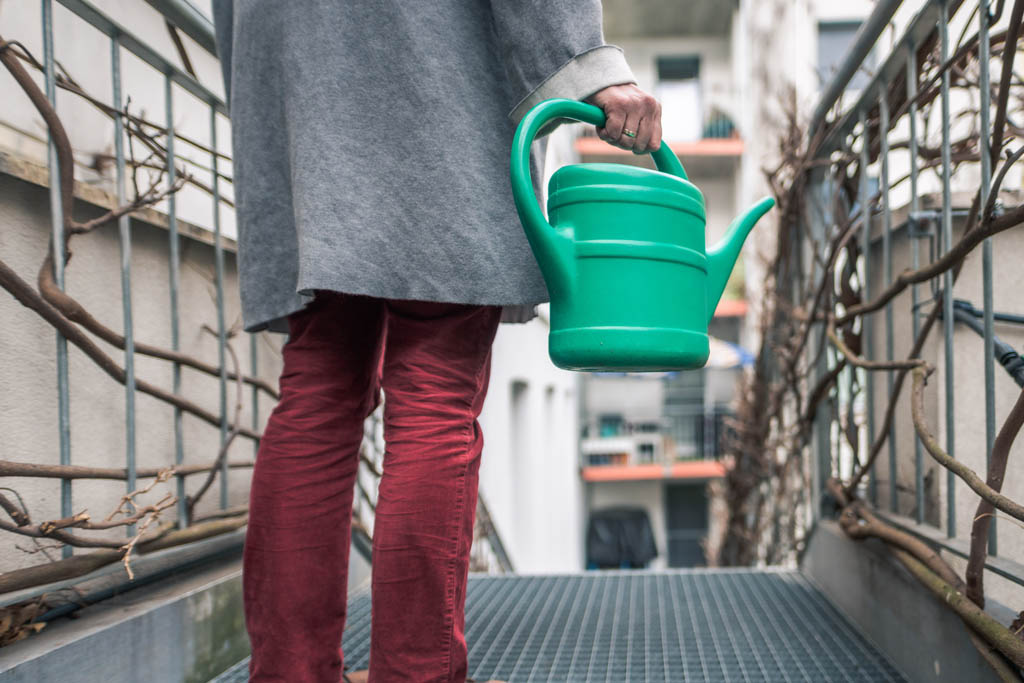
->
xmin=243 ymin=283 xmax=547 ymax=333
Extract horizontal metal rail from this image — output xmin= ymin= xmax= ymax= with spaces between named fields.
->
xmin=142 ymin=0 xmax=218 ymax=56
xmin=56 ymin=0 xmax=226 ymax=113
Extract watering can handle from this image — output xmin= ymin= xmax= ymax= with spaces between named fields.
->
xmin=510 ymin=99 xmax=688 ymax=245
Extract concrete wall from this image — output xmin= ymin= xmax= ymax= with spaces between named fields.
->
xmin=803 ymin=519 xmax=1008 ymax=683
xmin=0 ymin=554 xmax=248 ymax=682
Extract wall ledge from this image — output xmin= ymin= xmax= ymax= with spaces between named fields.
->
xmin=0 ymin=146 xmax=236 ymax=254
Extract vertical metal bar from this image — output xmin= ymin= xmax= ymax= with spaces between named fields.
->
xmin=251 ymin=334 xmax=259 ymax=458
xmin=165 ymin=75 xmax=186 ymax=528
xmin=859 ymin=110 xmax=877 ymax=506
xmin=940 ymin=5 xmax=956 ymax=539
xmin=880 ymin=93 xmax=897 ymax=513
xmin=112 ymin=34 xmax=137 ymax=534
xmin=42 ymin=0 xmax=73 ymax=558
xmin=815 ymin=173 xmax=834 ymax=515
xmin=907 ymin=45 xmax=925 ymax=525
xmin=979 ymin=0 xmax=996 ymax=555
xmin=211 ymin=106 xmax=229 ymax=509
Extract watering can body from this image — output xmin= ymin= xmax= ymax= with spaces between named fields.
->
xmin=511 ymin=99 xmax=775 ymax=372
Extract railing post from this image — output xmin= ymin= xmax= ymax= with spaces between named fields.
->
xmin=166 ymin=74 xmax=186 ymax=528
xmin=879 ymin=91 xmax=897 ymax=514
xmin=906 ymin=41 xmax=925 ymax=526
xmin=251 ymin=334 xmax=259 ymax=458
xmin=858 ymin=110 xmax=877 ymax=507
xmin=111 ymin=31 xmax=138 ymax=535
xmin=210 ymin=105 xmax=230 ymax=509
xmin=41 ymin=0 xmax=73 ymax=559
xmin=939 ymin=2 xmax=957 ymax=539
xmin=979 ymin=0 xmax=997 ymax=555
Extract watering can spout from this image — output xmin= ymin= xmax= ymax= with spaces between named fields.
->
xmin=705 ymin=197 xmax=775 ymax=325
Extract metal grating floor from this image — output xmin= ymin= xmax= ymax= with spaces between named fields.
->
xmin=213 ymin=569 xmax=905 ymax=682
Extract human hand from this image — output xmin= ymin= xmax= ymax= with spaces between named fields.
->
xmin=585 ymin=84 xmax=662 ymax=154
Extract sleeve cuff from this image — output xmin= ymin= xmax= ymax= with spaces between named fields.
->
xmin=508 ymin=45 xmax=637 ymax=125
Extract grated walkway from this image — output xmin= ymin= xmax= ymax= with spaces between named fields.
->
xmin=212 ymin=568 xmax=904 ymax=682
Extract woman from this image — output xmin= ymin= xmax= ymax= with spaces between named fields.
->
xmin=212 ymin=2 xmax=662 ymax=680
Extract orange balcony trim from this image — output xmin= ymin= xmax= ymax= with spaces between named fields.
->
xmin=713 ymin=299 xmax=748 ymax=317
xmin=581 ymin=460 xmax=727 ymax=482
xmin=575 ymin=136 xmax=744 ymax=158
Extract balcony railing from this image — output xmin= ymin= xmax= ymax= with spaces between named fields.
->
xmin=735 ymin=0 xmax=1024 ymax=670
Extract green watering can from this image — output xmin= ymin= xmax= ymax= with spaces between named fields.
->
xmin=511 ymin=98 xmax=775 ymax=372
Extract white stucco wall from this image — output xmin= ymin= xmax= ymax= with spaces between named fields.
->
xmin=478 ymin=313 xmax=583 ymax=574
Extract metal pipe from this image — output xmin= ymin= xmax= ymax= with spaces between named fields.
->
xmin=809 ymin=0 xmax=904 ymax=137
xmin=979 ymin=0 xmax=997 ymax=556
xmin=112 ymin=34 xmax=138 ymax=535
xmin=211 ymin=106 xmax=229 ymax=509
xmin=907 ymin=44 xmax=925 ymax=526
xmin=940 ymin=5 xmax=957 ymax=539
xmin=42 ymin=0 xmax=73 ymax=560
xmin=141 ymin=0 xmax=217 ymax=56
xmin=165 ymin=74 xmax=186 ymax=529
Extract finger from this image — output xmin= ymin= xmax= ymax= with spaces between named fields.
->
xmin=632 ymin=116 xmax=655 ymax=155
xmin=617 ymin=112 xmax=641 ymax=151
xmin=602 ymin=109 xmax=625 ymax=142
xmin=648 ymin=115 xmax=663 ymax=152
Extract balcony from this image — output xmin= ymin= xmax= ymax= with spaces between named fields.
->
xmin=575 ymin=116 xmax=743 ymax=178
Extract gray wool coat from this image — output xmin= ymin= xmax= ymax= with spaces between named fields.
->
xmin=212 ymin=0 xmax=635 ymax=332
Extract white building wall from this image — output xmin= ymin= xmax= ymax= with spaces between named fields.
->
xmin=478 ymin=313 xmax=583 ymax=574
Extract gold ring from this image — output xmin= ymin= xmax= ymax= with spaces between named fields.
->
xmin=623 ymin=129 xmax=637 ymax=138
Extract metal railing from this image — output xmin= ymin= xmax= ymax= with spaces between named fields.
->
xmin=47 ymin=0 xmax=237 ymax=541
xmin=0 ymin=0 xmax=272 ymax=607
xmin=799 ymin=0 xmax=1024 ymax=589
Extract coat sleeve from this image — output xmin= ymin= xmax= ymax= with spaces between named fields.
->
xmin=490 ymin=0 xmax=636 ymax=124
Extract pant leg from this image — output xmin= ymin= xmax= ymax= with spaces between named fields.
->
xmin=246 ymin=292 xmax=386 ymax=683
xmin=368 ymin=301 xmax=502 ymax=683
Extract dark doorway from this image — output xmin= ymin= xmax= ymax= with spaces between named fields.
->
xmin=665 ymin=483 xmax=709 ymax=567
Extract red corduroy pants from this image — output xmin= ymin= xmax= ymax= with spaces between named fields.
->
xmin=244 ymin=292 xmax=502 ymax=682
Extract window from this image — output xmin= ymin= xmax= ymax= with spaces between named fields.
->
xmin=656 ymin=55 xmax=701 ymax=143
xmin=817 ymin=21 xmax=876 ymax=90
xmin=598 ymin=414 xmax=624 ymax=437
